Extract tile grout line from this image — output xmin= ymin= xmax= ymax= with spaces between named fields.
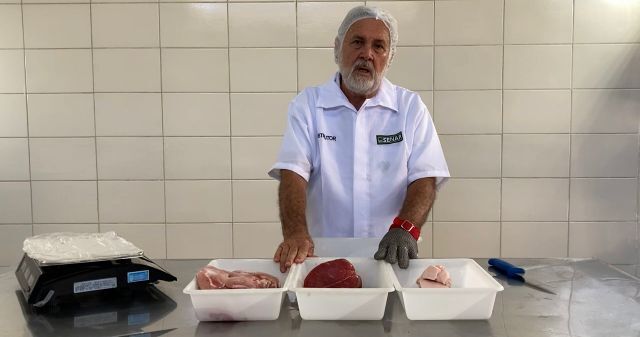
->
xmin=20 ymin=0 xmax=34 ymax=236
xmin=499 ymin=0 xmax=505 ymax=258
xmin=157 ymin=1 xmax=168 ymax=259
xmin=89 ymin=1 xmax=101 ymax=232
xmin=8 ymin=175 xmax=640 ymax=181
xmin=567 ymin=0 xmax=575 ymax=258
xmin=6 ymin=88 xmax=640 ymax=94
xmin=431 ymin=0 xmax=435 ymax=258
xmin=227 ymin=0 xmax=234 ymax=258
xmin=3 ymin=41 xmax=640 ymax=51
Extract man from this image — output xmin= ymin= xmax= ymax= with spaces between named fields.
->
xmin=268 ymin=6 xmax=449 ymax=272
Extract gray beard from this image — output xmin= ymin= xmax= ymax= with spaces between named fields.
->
xmin=338 ymin=59 xmax=386 ymax=96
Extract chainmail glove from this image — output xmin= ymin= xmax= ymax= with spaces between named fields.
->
xmin=374 ymin=228 xmax=418 ymax=269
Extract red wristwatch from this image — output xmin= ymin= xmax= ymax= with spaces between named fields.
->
xmin=389 ymin=217 xmax=420 ymax=240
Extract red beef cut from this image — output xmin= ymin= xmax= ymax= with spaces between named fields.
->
xmin=303 ymin=259 xmax=362 ymax=288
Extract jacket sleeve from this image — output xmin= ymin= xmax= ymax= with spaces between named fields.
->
xmin=268 ymin=90 xmax=315 ymax=182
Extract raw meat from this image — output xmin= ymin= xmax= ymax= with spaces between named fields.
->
xmin=416 ymin=265 xmax=452 ymax=288
xmin=304 ymin=259 xmax=362 ymax=288
xmin=196 ymin=265 xmax=279 ymax=290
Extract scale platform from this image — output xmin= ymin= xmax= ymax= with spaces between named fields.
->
xmin=15 ymin=253 xmax=177 ymax=307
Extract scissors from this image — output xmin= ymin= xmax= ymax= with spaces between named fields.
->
xmin=488 ymin=258 xmax=556 ymax=295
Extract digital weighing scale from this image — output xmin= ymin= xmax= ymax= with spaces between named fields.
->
xmin=15 ymin=253 xmax=177 ymax=307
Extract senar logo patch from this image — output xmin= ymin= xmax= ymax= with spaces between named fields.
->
xmin=376 ymin=131 xmax=403 ymax=145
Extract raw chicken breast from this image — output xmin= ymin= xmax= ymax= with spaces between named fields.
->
xmin=416 ymin=265 xmax=452 ymax=288
xmin=196 ymin=265 xmax=279 ymax=290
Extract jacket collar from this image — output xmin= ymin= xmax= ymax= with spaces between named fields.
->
xmin=315 ymin=72 xmax=398 ymax=112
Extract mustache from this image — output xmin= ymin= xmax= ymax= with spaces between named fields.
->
xmin=350 ymin=60 xmax=375 ymax=75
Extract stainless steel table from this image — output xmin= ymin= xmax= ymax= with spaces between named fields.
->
xmin=1 ymin=258 xmax=639 ymax=337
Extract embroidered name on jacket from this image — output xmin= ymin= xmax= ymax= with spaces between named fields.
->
xmin=317 ymin=133 xmax=336 ymax=141
xmin=376 ymin=132 xmax=403 ymax=145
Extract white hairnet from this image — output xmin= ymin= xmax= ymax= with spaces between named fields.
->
xmin=334 ymin=5 xmax=398 ymax=65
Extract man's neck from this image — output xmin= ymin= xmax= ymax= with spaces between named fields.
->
xmin=339 ymin=76 xmax=378 ymax=111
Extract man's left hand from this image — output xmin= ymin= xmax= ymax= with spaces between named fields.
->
xmin=374 ymin=228 xmax=418 ymax=269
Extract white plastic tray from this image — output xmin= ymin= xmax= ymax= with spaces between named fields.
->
xmin=182 ymin=259 xmax=292 ymax=321
xmin=390 ymin=258 xmax=504 ymax=320
xmin=287 ymin=257 xmax=395 ymax=320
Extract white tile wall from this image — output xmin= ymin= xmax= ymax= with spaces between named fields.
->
xmin=164 ymin=137 xmax=230 ymax=179
xmin=368 ymin=1 xmax=433 ymax=46
xmin=95 ymin=93 xmax=162 ymax=136
xmin=503 ymin=90 xmax=571 ymax=133
xmin=433 ymin=90 xmax=502 ymax=134
xmin=32 ymin=181 xmax=97 ymax=223
xmin=574 ymin=0 xmax=640 ymax=44
xmin=433 ymin=222 xmax=500 ymax=258
xmin=165 ymin=180 xmax=232 ymax=223
xmin=0 ymin=0 xmax=638 ymax=265
xmin=26 ymin=49 xmax=93 ymax=93
xmin=33 ymin=223 xmax=98 ymax=235
xmin=0 ymin=182 xmax=32 ymax=223
xmin=297 ymin=48 xmax=336 ymax=90
xmin=0 ymin=5 xmax=22 ymax=48
xmin=23 ymin=4 xmax=91 ymax=48
xmin=570 ymin=179 xmax=637 ymax=222
xmin=231 ymin=137 xmax=281 ymax=179
xmin=504 ymin=0 xmax=573 ymax=44
xmin=0 ymin=95 xmax=27 ymax=137
xmin=161 ymin=49 xmax=229 ymax=92
xmin=502 ymin=134 xmax=570 ymax=177
xmin=0 ymin=50 xmax=24 ymax=93
xmin=30 ymin=138 xmax=96 ymax=180
xmin=417 ymin=222 xmax=433 ymax=258
xmin=229 ymin=3 xmax=296 ymax=47
xmin=434 ymin=0 xmax=503 ymax=45
xmin=298 ymin=2 xmax=365 ymax=48
xmin=572 ymin=90 xmax=640 ymax=133
xmin=28 ymin=94 xmax=95 ymax=137
xmin=386 ymin=47 xmax=433 ymax=91
xmin=232 ymin=180 xmax=279 ymax=222
xmin=101 ymin=224 xmax=166 ymax=259
xmin=433 ymin=179 xmax=501 ymax=221
xmin=167 ymin=223 xmax=232 ymax=259
xmin=230 ymin=48 xmax=297 ymax=92
xmin=504 ymin=45 xmax=572 ymax=89
xmin=97 ymin=137 xmax=164 ymax=180
xmin=439 ymin=135 xmax=501 ymax=177
xmin=571 ymin=135 xmax=639 ymax=178
xmin=434 ymin=46 xmax=502 ymax=90
xmin=160 ymin=3 xmax=228 ymax=48
xmin=0 ymin=225 xmax=32 ymax=266
xmin=91 ymin=4 xmax=159 ymax=48
xmin=573 ymin=44 xmax=640 ymax=89
xmin=502 ymin=222 xmax=568 ymax=258
xmin=163 ymin=93 xmax=230 ymax=136
xmin=98 ymin=181 xmax=164 ymax=223
xmin=233 ymin=222 xmax=282 ymax=258
xmin=0 ymin=138 xmax=30 ymax=181
xmin=569 ymin=222 xmax=638 ymax=265
xmin=501 ymin=178 xmax=569 ymax=221
xmin=230 ymin=93 xmax=293 ymax=136
xmin=93 ymin=49 xmax=160 ymax=93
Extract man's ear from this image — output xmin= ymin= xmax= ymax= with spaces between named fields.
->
xmin=334 ymin=38 xmax=341 ymax=64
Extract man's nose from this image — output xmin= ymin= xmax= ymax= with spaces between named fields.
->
xmin=359 ymin=44 xmax=374 ymax=60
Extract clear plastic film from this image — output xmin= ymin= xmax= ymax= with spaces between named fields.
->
xmin=22 ymin=231 xmax=143 ymax=265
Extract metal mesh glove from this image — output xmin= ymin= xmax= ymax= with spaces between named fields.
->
xmin=374 ymin=228 xmax=418 ymax=269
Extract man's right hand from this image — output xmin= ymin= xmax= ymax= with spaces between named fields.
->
xmin=273 ymin=232 xmax=314 ymax=273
